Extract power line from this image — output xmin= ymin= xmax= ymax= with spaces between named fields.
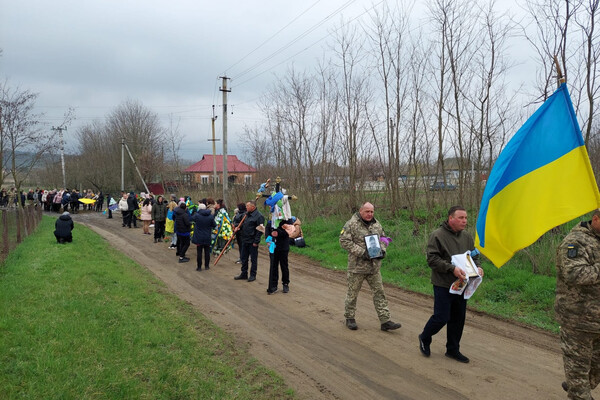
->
xmin=235 ymin=0 xmax=385 ymax=88
xmin=231 ymin=0 xmax=357 ymax=82
xmin=224 ymin=0 xmax=323 ymax=74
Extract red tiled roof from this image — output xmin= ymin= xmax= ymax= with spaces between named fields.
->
xmin=184 ymin=155 xmax=257 ymax=173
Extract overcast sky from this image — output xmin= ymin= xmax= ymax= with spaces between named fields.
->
xmin=1 ymin=0 xmax=526 ymax=163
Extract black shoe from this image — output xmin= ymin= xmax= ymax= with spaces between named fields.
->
xmin=154 ymin=238 xmax=158 ymax=243
xmin=381 ymin=321 xmax=402 ymax=331
xmin=346 ymin=318 xmax=358 ymax=330
xmin=283 ymin=284 xmax=289 ymax=293
xmin=562 ymin=381 xmax=568 ymax=392
xmin=179 ymin=257 xmax=190 ymax=263
xmin=267 ymin=288 xmax=278 ymax=295
xmin=419 ymin=334 xmax=430 ymax=357
xmin=247 ymin=276 xmax=256 ymax=282
xmin=196 ymin=267 xmax=202 ymax=271
xmin=445 ymin=351 xmax=469 ymax=363
xmin=205 ymin=266 xmax=210 ymax=270
xmin=235 ymin=259 xmax=242 ymax=264
xmin=234 ymin=274 xmax=248 ymax=280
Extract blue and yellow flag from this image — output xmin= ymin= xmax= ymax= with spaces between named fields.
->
xmin=475 ymin=83 xmax=600 ymax=267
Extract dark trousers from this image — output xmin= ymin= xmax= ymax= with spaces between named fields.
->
xmin=240 ymin=242 xmax=259 ymax=277
xmin=123 ymin=210 xmax=131 ymax=226
xmin=154 ymin=220 xmax=166 ymax=239
xmin=177 ymin=234 xmax=190 ymax=258
xmin=196 ymin=244 xmax=211 ymax=269
xmin=420 ymin=285 xmax=467 ymax=354
xmin=236 ymin=235 xmax=243 ymax=260
xmin=268 ymin=250 xmax=289 ymax=290
xmin=54 ymin=233 xmax=72 ymax=243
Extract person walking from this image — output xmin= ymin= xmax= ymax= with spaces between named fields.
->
xmin=119 ymin=193 xmax=129 ymax=227
xmin=234 ymin=200 xmax=264 ymax=282
xmin=339 ymin=202 xmax=402 ymax=332
xmin=173 ymin=201 xmax=191 ymax=263
xmin=418 ymin=206 xmax=484 ymax=363
xmin=140 ymin=198 xmax=152 ymax=235
xmin=151 ymin=195 xmax=168 ymax=243
xmin=232 ymin=202 xmax=247 ymax=263
xmin=266 ymin=219 xmax=292 ymax=294
xmin=555 ymin=209 xmax=600 ymax=399
xmin=191 ymin=204 xmax=216 ymax=271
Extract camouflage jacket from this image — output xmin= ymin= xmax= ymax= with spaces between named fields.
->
xmin=555 ymin=221 xmax=600 ymax=332
xmin=339 ymin=212 xmax=387 ymax=274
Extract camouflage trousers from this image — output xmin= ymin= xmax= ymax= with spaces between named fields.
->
xmin=560 ymin=326 xmax=600 ymax=400
xmin=344 ymin=271 xmax=390 ymax=323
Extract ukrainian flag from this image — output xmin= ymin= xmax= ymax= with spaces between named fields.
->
xmin=475 ymin=83 xmax=600 ymax=267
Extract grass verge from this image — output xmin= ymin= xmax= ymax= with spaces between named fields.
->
xmin=0 ymin=216 xmax=293 ymax=399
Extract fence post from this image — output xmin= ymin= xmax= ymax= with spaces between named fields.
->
xmin=2 ymin=210 xmax=8 ymax=262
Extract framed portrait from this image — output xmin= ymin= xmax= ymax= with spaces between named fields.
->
xmin=364 ymin=234 xmax=382 ymax=259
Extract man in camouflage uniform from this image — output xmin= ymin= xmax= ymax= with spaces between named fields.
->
xmin=556 ymin=209 xmax=600 ymax=400
xmin=339 ymin=202 xmax=402 ymax=331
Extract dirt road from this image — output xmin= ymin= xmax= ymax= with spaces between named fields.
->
xmin=75 ymin=211 xmax=597 ymax=400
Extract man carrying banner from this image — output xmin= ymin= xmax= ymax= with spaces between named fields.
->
xmin=555 ymin=209 xmax=600 ymax=400
xmin=418 ymin=206 xmax=483 ymax=363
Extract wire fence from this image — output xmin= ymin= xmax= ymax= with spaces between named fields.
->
xmin=0 ymin=205 xmax=43 ymax=264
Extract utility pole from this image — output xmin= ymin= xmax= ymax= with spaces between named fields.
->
xmin=219 ymin=76 xmax=231 ymax=207
xmin=52 ymin=126 xmax=67 ymax=189
xmin=209 ymin=105 xmax=220 ymax=193
xmin=121 ymin=137 xmax=125 ymax=192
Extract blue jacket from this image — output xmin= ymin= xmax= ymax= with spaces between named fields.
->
xmin=191 ymin=209 xmax=216 ymax=245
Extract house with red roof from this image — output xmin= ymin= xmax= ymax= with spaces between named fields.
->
xmin=183 ymin=155 xmax=257 ymax=186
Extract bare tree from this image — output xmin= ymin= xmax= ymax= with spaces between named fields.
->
xmin=0 ymin=82 xmax=57 ymax=196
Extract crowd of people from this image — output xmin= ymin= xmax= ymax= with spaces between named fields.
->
xmin=0 ymin=187 xmax=105 ymax=213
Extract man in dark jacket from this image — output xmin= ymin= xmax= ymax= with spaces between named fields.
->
xmin=418 ymin=206 xmax=483 ymax=363
xmin=126 ymin=191 xmax=138 ymax=228
xmin=54 ymin=211 xmax=74 ymax=243
xmin=151 ymin=195 xmax=168 ymax=243
xmin=234 ymin=200 xmax=264 ymax=282
xmin=173 ymin=202 xmax=191 ymax=263
xmin=191 ymin=204 xmax=217 ymax=270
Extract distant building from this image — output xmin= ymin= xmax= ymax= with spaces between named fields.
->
xmin=184 ymin=155 xmax=257 ymax=186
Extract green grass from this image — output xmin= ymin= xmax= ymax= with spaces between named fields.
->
xmin=0 ymin=216 xmax=293 ymax=399
xmin=291 ymin=210 xmax=561 ymax=332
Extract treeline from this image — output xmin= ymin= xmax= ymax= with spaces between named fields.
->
xmin=242 ymin=0 xmax=600 ymax=218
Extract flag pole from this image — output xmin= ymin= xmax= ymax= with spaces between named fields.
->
xmin=554 ymin=55 xmax=566 ymax=87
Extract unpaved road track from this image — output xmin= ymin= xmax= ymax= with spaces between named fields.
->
xmin=74 ymin=211 xmax=597 ymax=400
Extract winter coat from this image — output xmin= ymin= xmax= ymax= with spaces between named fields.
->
xmin=239 ymin=208 xmax=265 ymax=245
xmin=54 ymin=214 xmax=74 ymax=238
xmin=140 ymin=204 xmax=152 ymax=221
xmin=555 ymin=221 xmax=600 ymax=332
xmin=151 ymin=201 xmax=168 ymax=222
xmin=119 ymin=198 xmax=128 ymax=212
xmin=191 ymin=209 xmax=217 ymax=245
xmin=127 ymin=194 xmax=138 ymax=211
xmin=173 ymin=206 xmax=191 ymax=234
xmin=339 ymin=212 xmax=387 ymax=274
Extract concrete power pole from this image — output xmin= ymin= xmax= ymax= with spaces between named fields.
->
xmin=121 ymin=137 xmax=125 ymax=192
xmin=219 ymin=76 xmax=231 ymax=206
xmin=51 ymin=126 xmax=67 ymax=189
xmin=209 ymin=105 xmax=220 ymax=194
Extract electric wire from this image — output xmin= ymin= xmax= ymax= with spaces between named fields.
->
xmin=234 ymin=0 xmax=385 ymax=89
xmin=224 ymin=0 xmax=323 ymax=74
xmin=231 ymin=0 xmax=357 ymax=81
